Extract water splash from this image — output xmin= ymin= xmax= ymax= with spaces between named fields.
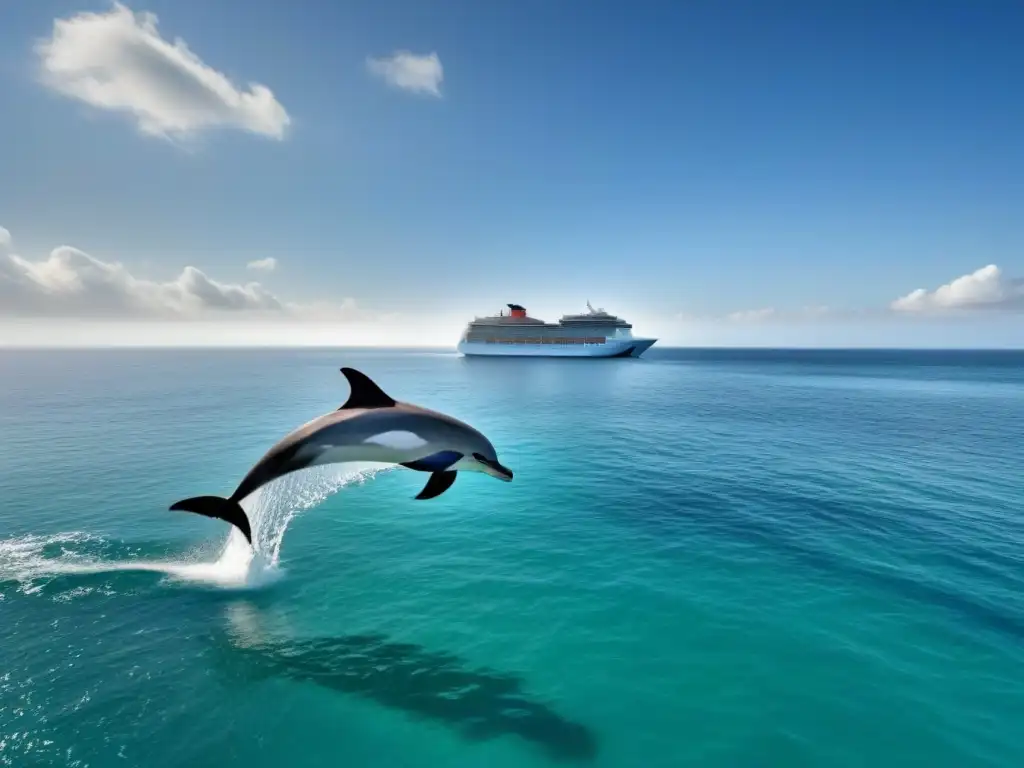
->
xmin=0 ymin=462 xmax=391 ymax=595
xmin=215 ymin=460 xmax=392 ymax=585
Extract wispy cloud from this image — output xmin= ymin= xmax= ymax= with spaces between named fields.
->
xmin=246 ymin=257 xmax=277 ymax=272
xmin=366 ymin=51 xmax=443 ymax=97
xmin=35 ymin=3 xmax=290 ymax=141
xmin=677 ymin=305 xmax=835 ymax=324
xmin=0 ymin=227 xmax=10 ymax=249
xmin=0 ymin=227 xmax=365 ymax=321
xmin=891 ymin=265 xmax=1024 ymax=313
xmin=727 ymin=307 xmax=777 ymax=323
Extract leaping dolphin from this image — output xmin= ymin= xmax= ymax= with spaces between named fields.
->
xmin=170 ymin=367 xmax=513 ymax=546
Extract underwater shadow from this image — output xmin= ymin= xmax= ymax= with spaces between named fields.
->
xmin=216 ymin=631 xmax=598 ymax=762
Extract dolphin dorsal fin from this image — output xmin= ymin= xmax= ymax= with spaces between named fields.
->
xmin=339 ymin=367 xmax=396 ymax=409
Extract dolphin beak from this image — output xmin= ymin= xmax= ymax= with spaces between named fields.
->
xmin=479 ymin=458 xmax=513 ymax=482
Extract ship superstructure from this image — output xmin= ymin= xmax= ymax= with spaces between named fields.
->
xmin=457 ymin=302 xmax=657 ymax=358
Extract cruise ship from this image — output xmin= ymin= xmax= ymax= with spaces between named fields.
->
xmin=457 ymin=302 xmax=657 ymax=358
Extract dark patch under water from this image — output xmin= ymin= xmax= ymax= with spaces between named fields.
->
xmin=213 ymin=632 xmax=598 ymax=762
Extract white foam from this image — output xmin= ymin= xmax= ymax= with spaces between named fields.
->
xmin=0 ymin=461 xmax=393 ymax=594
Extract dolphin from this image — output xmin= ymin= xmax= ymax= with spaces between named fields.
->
xmin=169 ymin=367 xmax=513 ymax=546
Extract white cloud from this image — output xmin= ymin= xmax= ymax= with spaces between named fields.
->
xmin=0 ymin=228 xmax=374 ymax=322
xmin=35 ymin=3 xmax=290 ymax=140
xmin=891 ymin=265 xmax=1024 ymax=313
xmin=0 ymin=227 xmax=10 ymax=249
xmin=366 ymin=51 xmax=443 ymax=97
xmin=247 ymin=257 xmax=277 ymax=272
xmin=1 ymin=244 xmax=282 ymax=318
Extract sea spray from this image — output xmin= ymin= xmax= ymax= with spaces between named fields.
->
xmin=0 ymin=461 xmax=392 ymax=594
xmin=219 ymin=460 xmax=391 ymax=584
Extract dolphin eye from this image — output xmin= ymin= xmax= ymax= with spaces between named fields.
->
xmin=472 ymin=452 xmax=488 ymax=463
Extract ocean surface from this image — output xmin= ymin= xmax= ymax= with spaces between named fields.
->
xmin=1 ymin=347 xmax=1023 ymax=768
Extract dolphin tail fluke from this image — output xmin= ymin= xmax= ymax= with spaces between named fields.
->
xmin=415 ymin=470 xmax=457 ymax=500
xmin=170 ymin=495 xmax=253 ymax=546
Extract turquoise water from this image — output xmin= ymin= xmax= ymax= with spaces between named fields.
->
xmin=2 ymin=348 xmax=1023 ymax=767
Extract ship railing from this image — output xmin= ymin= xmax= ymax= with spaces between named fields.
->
xmin=475 ymin=336 xmax=608 ymax=345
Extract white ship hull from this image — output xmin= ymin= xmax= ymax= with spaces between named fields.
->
xmin=457 ymin=338 xmax=657 ymax=358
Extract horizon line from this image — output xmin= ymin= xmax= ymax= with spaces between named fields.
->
xmin=1 ymin=344 xmax=1022 ymax=352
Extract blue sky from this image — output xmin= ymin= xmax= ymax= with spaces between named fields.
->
xmin=1 ymin=0 xmax=1022 ymax=346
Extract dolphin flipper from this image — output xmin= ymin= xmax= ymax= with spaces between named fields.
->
xmin=415 ymin=471 xmax=457 ymax=500
xmin=170 ymin=495 xmax=252 ymax=545
xmin=339 ymin=368 xmax=396 ymax=410
xmin=401 ymin=451 xmax=462 ymax=473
